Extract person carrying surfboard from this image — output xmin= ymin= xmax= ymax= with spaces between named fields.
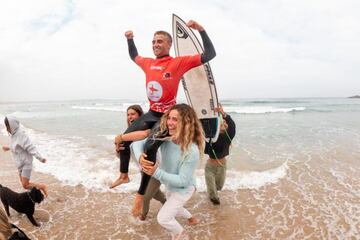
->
xmin=114 ymin=19 xmax=216 ymax=217
xmin=204 ymin=105 xmax=236 ymax=205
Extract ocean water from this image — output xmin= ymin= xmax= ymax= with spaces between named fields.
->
xmin=0 ymin=98 xmax=358 ymax=191
xmin=1 ymin=98 xmax=360 ymax=238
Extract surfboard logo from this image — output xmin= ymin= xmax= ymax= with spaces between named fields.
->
xmin=147 ymin=81 xmax=163 ymax=102
xmin=204 ymin=64 xmax=215 ymax=85
xmin=176 ymin=23 xmax=188 ymax=39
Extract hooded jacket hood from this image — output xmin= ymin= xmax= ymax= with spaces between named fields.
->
xmin=5 ymin=116 xmax=20 ymax=135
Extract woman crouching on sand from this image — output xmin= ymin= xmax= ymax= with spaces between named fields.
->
xmin=138 ymin=104 xmax=203 ymax=240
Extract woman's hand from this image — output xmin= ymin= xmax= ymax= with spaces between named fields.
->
xmin=114 ymin=135 xmax=124 ymax=153
xmin=139 ymin=153 xmax=158 ymax=175
xmin=115 ymin=143 xmax=125 ymax=153
xmin=215 ymin=104 xmax=226 ymax=118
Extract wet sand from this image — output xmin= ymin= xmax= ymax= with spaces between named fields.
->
xmin=1 ymin=135 xmax=359 ymax=239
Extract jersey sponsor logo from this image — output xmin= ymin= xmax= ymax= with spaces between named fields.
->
xmin=163 ymin=72 xmax=171 ymax=79
xmin=150 ymin=65 xmax=164 ymax=71
xmin=204 ymin=63 xmax=215 ymax=84
xmin=147 ymin=81 xmax=163 ymax=102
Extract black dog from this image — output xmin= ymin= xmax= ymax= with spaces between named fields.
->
xmin=0 ymin=184 xmax=44 ymax=226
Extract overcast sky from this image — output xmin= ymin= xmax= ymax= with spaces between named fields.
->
xmin=0 ymin=0 xmax=359 ymax=102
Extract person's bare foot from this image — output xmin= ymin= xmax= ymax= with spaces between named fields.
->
xmin=132 ymin=194 xmax=144 ymax=217
xmin=187 ymin=216 xmax=199 ymax=225
xmin=109 ymin=175 xmax=130 ymax=189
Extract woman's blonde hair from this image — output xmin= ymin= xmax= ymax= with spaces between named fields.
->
xmin=0 ymin=208 xmax=12 ymax=239
xmin=158 ymin=104 xmax=204 ymax=155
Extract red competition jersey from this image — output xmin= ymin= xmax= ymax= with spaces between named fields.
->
xmin=135 ymin=55 xmax=202 ymax=113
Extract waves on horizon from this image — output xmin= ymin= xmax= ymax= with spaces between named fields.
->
xmin=72 ymin=102 xmax=149 ymax=113
xmin=244 ymin=100 xmax=309 ymax=104
xmin=72 ymin=105 xmax=124 ymax=112
xmin=71 ymin=104 xmax=307 ymax=114
xmin=224 ymin=106 xmax=306 ymax=114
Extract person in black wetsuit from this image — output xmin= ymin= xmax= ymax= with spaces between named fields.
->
xmin=113 ymin=19 xmax=216 ymax=217
xmin=204 ymin=105 xmax=236 ymax=205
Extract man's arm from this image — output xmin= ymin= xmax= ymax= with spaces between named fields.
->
xmin=187 ymin=20 xmax=216 ymax=63
xmin=125 ymin=30 xmax=138 ymax=62
xmin=224 ymin=114 xmax=236 ymax=140
xmin=116 ymin=129 xmax=151 ymax=143
xmin=114 ymin=129 xmax=151 ymax=152
xmin=216 ymin=105 xmax=236 ymax=139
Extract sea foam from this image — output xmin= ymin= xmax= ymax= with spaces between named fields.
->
xmin=1 ymin=124 xmax=288 ymax=192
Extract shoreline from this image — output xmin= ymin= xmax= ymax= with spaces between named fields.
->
xmin=1 ymin=133 xmax=359 ymax=239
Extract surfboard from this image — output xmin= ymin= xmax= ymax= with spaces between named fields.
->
xmin=172 ymin=14 xmax=220 ymax=142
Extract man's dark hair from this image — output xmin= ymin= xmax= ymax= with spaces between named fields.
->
xmin=154 ymin=31 xmax=172 ymax=45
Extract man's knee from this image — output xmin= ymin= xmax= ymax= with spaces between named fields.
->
xmin=155 ymin=191 xmax=166 ymax=203
xmin=216 ymin=174 xmax=226 ymax=190
xmin=143 ymin=193 xmax=153 ymax=203
xmin=205 ymin=169 xmax=216 ymax=184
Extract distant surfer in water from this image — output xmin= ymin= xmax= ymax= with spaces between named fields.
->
xmin=113 ymin=19 xmax=216 ymax=217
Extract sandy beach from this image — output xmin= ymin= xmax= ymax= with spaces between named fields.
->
xmin=1 ymin=132 xmax=359 ymax=240
xmin=0 ymin=134 xmax=253 ymax=240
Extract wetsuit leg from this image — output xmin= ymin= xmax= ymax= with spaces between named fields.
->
xmin=137 ymin=122 xmax=168 ymax=195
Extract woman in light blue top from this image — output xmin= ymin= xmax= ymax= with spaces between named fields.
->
xmin=139 ymin=104 xmax=204 ymax=240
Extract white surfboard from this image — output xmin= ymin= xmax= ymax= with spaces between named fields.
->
xmin=172 ymin=14 xmax=220 ymax=142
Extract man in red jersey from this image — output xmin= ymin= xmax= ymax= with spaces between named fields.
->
xmin=113 ymin=19 xmax=216 ymax=217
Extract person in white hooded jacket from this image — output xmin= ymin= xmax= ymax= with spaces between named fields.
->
xmin=2 ymin=116 xmax=48 ymax=197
